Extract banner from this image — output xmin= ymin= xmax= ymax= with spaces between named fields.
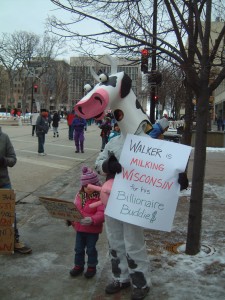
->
xmin=105 ymin=134 xmax=192 ymax=231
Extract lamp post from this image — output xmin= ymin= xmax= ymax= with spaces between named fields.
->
xmin=150 ymin=0 xmax=158 ymax=124
xmin=31 ymin=79 xmax=34 ymax=113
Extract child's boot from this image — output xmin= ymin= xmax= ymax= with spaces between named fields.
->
xmin=57 ymin=132 xmax=59 ymax=137
xmin=53 ymin=133 xmax=55 ymax=138
xmin=70 ymin=265 xmax=84 ymax=277
xmin=84 ymin=266 xmax=96 ymax=279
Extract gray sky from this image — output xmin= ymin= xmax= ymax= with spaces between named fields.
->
xmin=0 ymin=0 xmax=58 ymax=34
xmin=0 ymin=0 xmax=78 ymax=60
xmin=0 ymin=0 xmax=106 ymax=59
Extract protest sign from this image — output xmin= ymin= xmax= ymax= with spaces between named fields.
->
xmin=0 ymin=189 xmax=15 ymax=254
xmin=105 ymin=134 xmax=192 ymax=232
xmin=39 ymin=197 xmax=82 ymax=221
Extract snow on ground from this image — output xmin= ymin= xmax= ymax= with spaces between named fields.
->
xmin=206 ymin=147 xmax=225 ymax=152
xmin=144 ymin=149 xmax=225 ymax=299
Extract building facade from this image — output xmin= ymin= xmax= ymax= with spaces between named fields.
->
xmin=214 ymin=79 xmax=225 ymax=121
xmin=0 ymin=60 xmax=69 ymax=113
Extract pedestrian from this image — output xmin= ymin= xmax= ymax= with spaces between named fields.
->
xmin=108 ymin=123 xmax=120 ymax=141
xmin=47 ymin=111 xmax=52 ymax=128
xmin=68 ymin=166 xmax=104 ymax=279
xmin=52 ymin=111 xmax=60 ymax=138
xmin=67 ymin=110 xmax=76 ymax=140
xmin=99 ymin=117 xmax=112 ymax=151
xmin=72 ymin=115 xmax=87 ymax=153
xmin=31 ymin=111 xmax=39 ymax=136
xmin=95 ymin=134 xmax=151 ymax=299
xmin=36 ymin=111 xmax=49 ymax=156
xmin=147 ymin=117 xmax=169 ymax=139
xmin=222 ymin=118 xmax=225 ymax=131
xmin=0 ymin=126 xmax=32 ymax=254
xmin=95 ymin=122 xmax=188 ymax=299
xmin=217 ymin=116 xmax=223 ymax=131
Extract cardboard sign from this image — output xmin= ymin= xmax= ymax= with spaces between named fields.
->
xmin=39 ymin=197 xmax=83 ymax=221
xmin=0 ymin=226 xmax=14 ymax=253
xmin=0 ymin=189 xmax=15 ymax=254
xmin=105 ymin=134 xmax=192 ymax=232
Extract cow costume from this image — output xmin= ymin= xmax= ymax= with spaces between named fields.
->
xmin=75 ymin=56 xmax=188 ymax=299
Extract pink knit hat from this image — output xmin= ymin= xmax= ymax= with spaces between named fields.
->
xmin=80 ymin=166 xmax=101 ymax=186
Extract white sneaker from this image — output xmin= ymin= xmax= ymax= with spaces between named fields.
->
xmin=38 ymin=153 xmax=46 ymax=156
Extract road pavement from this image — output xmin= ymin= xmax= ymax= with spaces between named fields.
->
xmin=0 ymin=121 xmax=225 ymax=299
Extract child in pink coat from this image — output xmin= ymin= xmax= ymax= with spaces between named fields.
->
xmin=69 ymin=166 xmax=104 ymax=279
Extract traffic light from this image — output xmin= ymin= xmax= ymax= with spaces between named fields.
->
xmin=34 ymin=85 xmax=38 ymax=93
xmin=154 ymin=95 xmax=159 ymax=102
xmin=141 ymin=48 xmax=149 ymax=73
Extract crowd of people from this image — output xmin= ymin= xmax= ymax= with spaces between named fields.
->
xmin=29 ymin=109 xmax=121 ymax=156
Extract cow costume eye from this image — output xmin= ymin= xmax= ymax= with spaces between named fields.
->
xmin=99 ymin=73 xmax=108 ymax=83
xmin=84 ymin=84 xmax=93 ymax=93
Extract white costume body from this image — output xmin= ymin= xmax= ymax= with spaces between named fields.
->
xmin=95 ymin=127 xmax=151 ymax=288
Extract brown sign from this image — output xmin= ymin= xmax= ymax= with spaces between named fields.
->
xmin=0 ymin=189 xmax=15 ymax=254
xmin=39 ymin=197 xmax=82 ymax=222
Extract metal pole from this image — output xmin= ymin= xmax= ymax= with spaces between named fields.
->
xmin=150 ymin=0 xmax=157 ymax=124
xmin=31 ymin=78 xmax=34 ymax=113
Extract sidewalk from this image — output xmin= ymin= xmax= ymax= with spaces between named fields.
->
xmin=0 ymin=131 xmax=225 ymax=299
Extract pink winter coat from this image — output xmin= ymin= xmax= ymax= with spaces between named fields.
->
xmin=72 ymin=191 xmax=105 ymax=233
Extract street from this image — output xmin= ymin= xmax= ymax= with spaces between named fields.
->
xmin=3 ymin=121 xmax=102 ymax=198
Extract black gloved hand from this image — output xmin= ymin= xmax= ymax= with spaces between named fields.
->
xmin=102 ymin=154 xmax=122 ymax=175
xmin=178 ymin=172 xmax=189 ymax=190
xmin=0 ymin=156 xmax=6 ymax=167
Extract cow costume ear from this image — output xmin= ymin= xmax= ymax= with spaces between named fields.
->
xmin=121 ymin=73 xmax=132 ymax=98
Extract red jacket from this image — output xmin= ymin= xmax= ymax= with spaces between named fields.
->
xmin=72 ymin=191 xmax=105 ymax=233
xmin=67 ymin=113 xmax=75 ymax=126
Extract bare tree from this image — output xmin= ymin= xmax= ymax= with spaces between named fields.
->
xmin=51 ymin=60 xmax=70 ymax=110
xmin=0 ymin=31 xmax=65 ymax=113
xmin=48 ymin=0 xmax=225 ymax=254
xmin=157 ymin=65 xmax=186 ymax=120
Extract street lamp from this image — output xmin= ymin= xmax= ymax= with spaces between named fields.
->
xmin=150 ymin=0 xmax=158 ymax=124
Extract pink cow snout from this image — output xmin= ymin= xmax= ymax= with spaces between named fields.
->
xmin=75 ymin=88 xmax=109 ymax=120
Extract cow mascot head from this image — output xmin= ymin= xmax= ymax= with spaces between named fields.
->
xmin=74 ymin=55 xmax=152 ymax=136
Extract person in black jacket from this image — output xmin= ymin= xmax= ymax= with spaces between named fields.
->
xmin=0 ymin=126 xmax=32 ymax=254
xmin=52 ymin=111 xmax=60 ymax=138
xmin=99 ymin=117 xmax=112 ymax=151
xmin=36 ymin=111 xmax=49 ymax=156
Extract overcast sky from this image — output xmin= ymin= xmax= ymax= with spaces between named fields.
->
xmin=0 ymin=0 xmax=81 ymax=61
xmin=0 ymin=0 xmax=59 ymax=34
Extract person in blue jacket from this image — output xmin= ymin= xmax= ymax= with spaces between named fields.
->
xmin=148 ymin=117 xmax=169 ymax=139
xmin=108 ymin=123 xmax=120 ymax=141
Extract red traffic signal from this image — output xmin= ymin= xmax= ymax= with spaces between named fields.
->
xmin=154 ymin=95 xmax=159 ymax=101
xmin=141 ymin=48 xmax=149 ymax=56
xmin=141 ymin=49 xmax=149 ymax=73
xmin=34 ymin=85 xmax=38 ymax=93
